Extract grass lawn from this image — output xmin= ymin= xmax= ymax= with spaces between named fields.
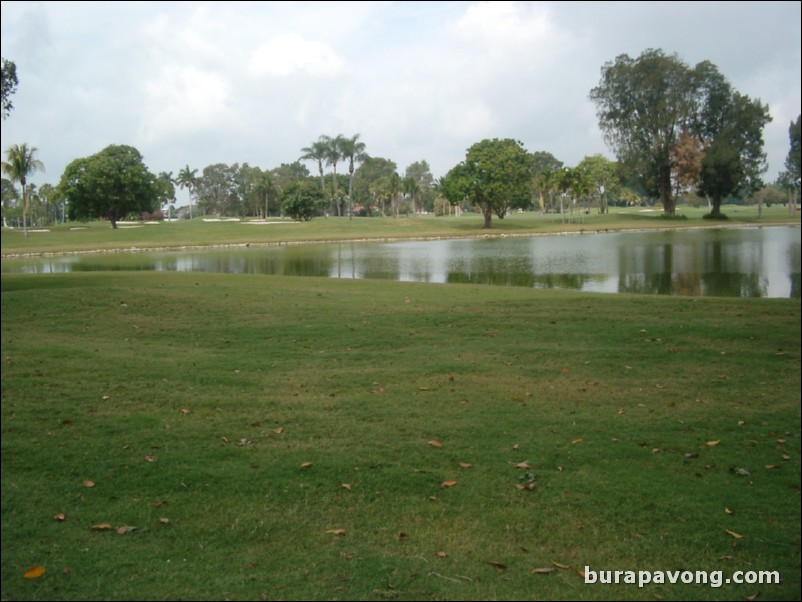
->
xmin=1 ymin=269 xmax=799 ymax=600
xmin=2 ymin=205 xmax=798 ymax=257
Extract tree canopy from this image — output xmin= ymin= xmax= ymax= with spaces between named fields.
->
xmin=58 ymin=145 xmax=159 ymax=228
xmin=589 ymin=49 xmax=770 ymax=217
xmin=448 ymin=138 xmax=532 ymax=229
xmin=1 ymin=58 xmax=18 ymax=119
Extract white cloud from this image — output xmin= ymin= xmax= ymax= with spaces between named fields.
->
xmin=249 ymin=33 xmax=345 ymax=77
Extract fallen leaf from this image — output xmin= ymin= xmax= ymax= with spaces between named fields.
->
xmin=707 ymin=440 xmax=721 ymax=447
xmin=117 ymin=525 xmax=136 ymax=535
xmin=340 ymin=552 xmax=355 ymax=559
xmin=731 ymin=467 xmax=751 ymax=477
xmin=551 ymin=561 xmax=572 ymax=570
xmin=83 ymin=480 xmax=95 ymax=488
xmin=341 ymin=483 xmax=352 ymax=491
xmin=273 ymin=427 xmax=284 ymax=434
xmin=371 ymin=388 xmax=384 ymax=394
xmin=397 ymin=531 xmax=408 ymax=540
xmin=300 ymin=462 xmax=313 ymax=469
xmin=435 ymin=551 xmax=447 ymax=558
xmin=179 ymin=407 xmax=190 ymax=415
xmin=531 ymin=567 xmax=556 ymax=574
xmin=149 ymin=500 xmax=165 ymax=507
xmin=458 ymin=462 xmax=473 ymax=468
xmin=725 ymin=529 xmax=744 ymax=539
xmin=440 ymin=480 xmax=458 ymax=488
xmin=557 ymin=466 xmax=564 ymax=472
xmin=512 ymin=443 xmax=520 ymax=450
xmin=724 ymin=507 xmax=734 ymax=514
xmin=571 ymin=438 xmax=584 ymax=444
xmin=53 ymin=513 xmax=66 ymax=521
xmin=486 ymin=561 xmax=508 ymax=570
xmin=23 ymin=566 xmax=46 ymax=579
xmin=325 ymin=529 xmax=347 ymax=536
xmin=765 ymin=464 xmax=781 ymax=469
xmin=515 ymin=461 xmax=531 ymax=469
xmin=515 ymin=484 xmax=526 ymax=490
xmin=617 ymin=408 xmax=625 ymax=414
xmin=782 ymin=453 xmax=791 ymax=461
xmin=737 ymin=420 xmax=745 ymax=426
xmin=719 ymin=555 xmax=735 ymax=560
xmin=159 ymin=517 xmax=170 ymax=524
xmin=90 ymin=524 xmax=113 ymax=531
xmin=143 ymin=455 xmax=156 ymax=462
xmin=428 ymin=440 xmax=442 ymax=448
xmin=744 ymin=593 xmax=759 ymax=601
xmin=220 ymin=436 xmax=229 ymax=443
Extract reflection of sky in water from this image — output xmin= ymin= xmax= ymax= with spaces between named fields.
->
xmin=3 ymin=227 xmax=799 ymax=298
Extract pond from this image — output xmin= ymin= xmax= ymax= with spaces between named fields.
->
xmin=3 ymin=226 xmax=800 ymax=298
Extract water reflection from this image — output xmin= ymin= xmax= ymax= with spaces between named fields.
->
xmin=3 ymin=226 xmax=799 ymax=298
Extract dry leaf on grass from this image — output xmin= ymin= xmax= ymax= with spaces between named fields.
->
xmin=82 ymin=480 xmax=95 ymax=488
xmin=341 ymin=483 xmax=352 ymax=491
xmin=90 ymin=524 xmax=113 ymax=531
xmin=725 ymin=529 xmax=744 ymax=539
xmin=53 ymin=513 xmax=66 ymax=521
xmin=440 ymin=480 xmax=457 ymax=488
xmin=435 ymin=551 xmax=447 ymax=558
xmin=23 ymin=566 xmax=46 ymax=579
xmin=300 ymin=462 xmax=313 ymax=469
xmin=707 ymin=440 xmax=720 ymax=447
xmin=458 ymin=462 xmax=473 ymax=468
xmin=515 ymin=461 xmax=531 ymax=469
xmin=428 ymin=440 xmax=442 ymax=448
xmin=325 ymin=529 xmax=346 ymax=536
xmin=531 ymin=567 xmax=556 ymax=574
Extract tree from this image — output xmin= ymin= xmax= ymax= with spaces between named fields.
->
xmin=460 ymin=138 xmax=532 ymax=229
xmin=195 ymin=163 xmax=235 ymax=216
xmin=1 ymin=58 xmax=18 ymax=119
xmin=404 ymin=160 xmax=435 ymax=213
xmin=281 ymin=180 xmax=326 ymax=221
xmin=156 ymin=171 xmax=176 ymax=219
xmin=693 ymin=62 xmax=771 ymax=217
xmin=58 ymin=145 xmax=158 ymax=228
xmin=2 ymin=143 xmax=45 ymax=237
xmin=323 ymin=134 xmax=345 ymax=216
xmin=576 ymin=154 xmax=620 ymax=214
xmin=339 ymin=134 xmax=367 ymax=219
xmin=590 ymin=50 xmax=771 ymax=217
xmin=778 ymin=114 xmax=800 ymax=216
xmin=590 ymin=49 xmax=700 ymax=215
xmin=300 ymin=137 xmax=330 ymax=196
xmin=670 ymin=130 xmax=704 ymax=201
xmin=176 ymin=165 xmax=198 ymax=219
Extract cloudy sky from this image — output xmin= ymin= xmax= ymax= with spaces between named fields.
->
xmin=2 ymin=1 xmax=800 ymax=192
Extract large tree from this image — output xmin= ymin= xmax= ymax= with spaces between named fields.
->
xmin=590 ymin=49 xmax=698 ymax=215
xmin=591 ymin=50 xmax=770 ymax=217
xmin=1 ymin=58 xmax=18 ymax=119
xmin=58 ymin=145 xmax=159 ymax=228
xmin=693 ymin=61 xmax=771 ymax=217
xmin=2 ymin=143 xmax=45 ymax=237
xmin=459 ymin=138 xmax=532 ymax=229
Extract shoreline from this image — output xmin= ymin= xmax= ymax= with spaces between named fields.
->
xmin=1 ymin=220 xmax=798 ymax=261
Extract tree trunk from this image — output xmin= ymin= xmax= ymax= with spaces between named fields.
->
xmin=22 ymin=183 xmax=28 ymax=238
xmin=659 ymin=166 xmax=675 ymax=215
xmin=482 ymin=205 xmax=492 ymax=229
xmin=708 ymin=193 xmax=723 ymax=218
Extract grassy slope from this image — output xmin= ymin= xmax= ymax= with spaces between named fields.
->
xmin=1 ymin=271 xmax=799 ymax=600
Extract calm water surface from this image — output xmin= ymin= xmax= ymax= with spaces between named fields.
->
xmin=4 ymin=226 xmax=800 ymax=298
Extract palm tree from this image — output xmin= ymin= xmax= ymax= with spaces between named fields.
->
xmin=300 ymin=137 xmax=329 ymax=196
xmin=2 ymin=143 xmax=45 ymax=237
xmin=323 ymin=134 xmax=345 ymax=216
xmin=176 ymin=165 xmax=198 ymax=220
xmin=340 ymin=134 xmax=367 ymax=219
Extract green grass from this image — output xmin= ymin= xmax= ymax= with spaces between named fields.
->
xmin=2 ymin=270 xmax=799 ymax=600
xmin=2 ymin=204 xmax=798 ymax=257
